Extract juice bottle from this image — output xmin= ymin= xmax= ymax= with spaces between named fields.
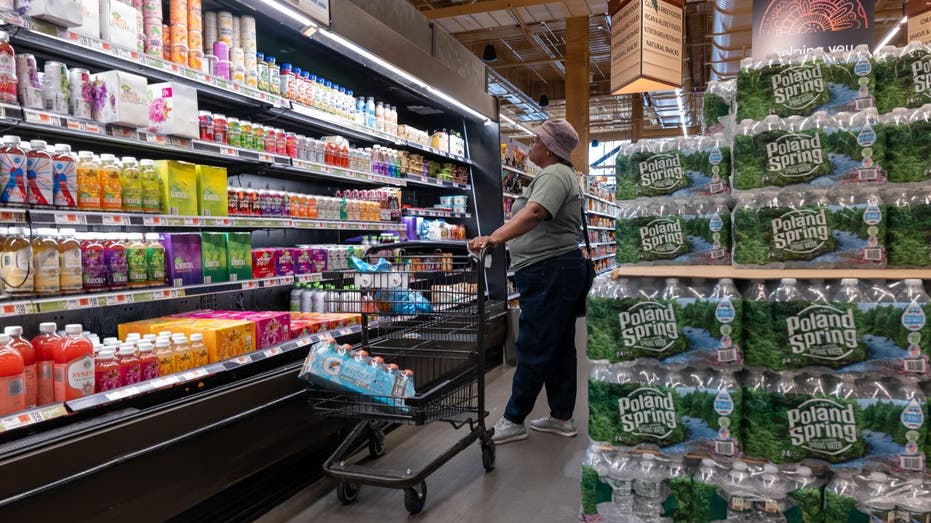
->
xmin=2 ymin=226 xmax=33 ymax=295
xmin=54 ymin=324 xmax=95 ymax=401
xmin=125 ymin=232 xmax=148 ymax=288
xmin=80 ymin=232 xmax=107 ymax=292
xmin=31 ymin=322 xmax=60 ymax=405
xmin=26 ymin=139 xmax=53 ymax=207
xmin=0 ymin=333 xmax=25 ymax=415
xmin=99 ymin=154 xmax=122 ymax=211
xmin=116 ymin=344 xmax=141 ymax=386
xmin=104 ymin=232 xmax=128 ymax=290
xmin=171 ymin=334 xmax=192 ymax=372
xmin=76 ymin=151 xmax=101 ymax=210
xmin=154 ymin=338 xmax=173 ymax=376
xmin=4 ymin=326 xmax=35 ymax=408
xmin=0 ymin=135 xmax=27 ymax=207
xmin=94 ymin=349 xmax=119 ymax=392
xmin=120 ymin=156 xmax=142 ymax=213
xmin=32 ymin=227 xmax=60 ymax=296
xmin=189 ymin=333 xmax=208 ymax=367
xmin=137 ymin=341 xmax=158 ymax=381
xmin=139 ymin=159 xmax=161 ymax=214
xmin=57 ymin=228 xmax=82 ymax=294
xmin=144 ymin=232 xmax=166 ymax=286
xmin=0 ymin=30 xmax=16 ymax=104
xmin=52 ymin=143 xmax=77 ymax=208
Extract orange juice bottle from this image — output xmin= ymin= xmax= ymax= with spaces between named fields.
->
xmin=99 ymin=154 xmax=122 ymax=211
xmin=154 ymin=338 xmax=174 ymax=376
xmin=32 ymin=227 xmax=60 ymax=296
xmin=57 ymin=228 xmax=83 ymax=294
xmin=189 ymin=333 xmax=208 ymax=368
xmin=54 ymin=324 xmax=95 ymax=401
xmin=171 ymin=334 xmax=192 ymax=372
xmin=76 ymin=151 xmax=101 ymax=210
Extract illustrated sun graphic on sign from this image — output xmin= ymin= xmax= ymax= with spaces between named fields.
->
xmin=760 ymin=0 xmax=870 ymax=34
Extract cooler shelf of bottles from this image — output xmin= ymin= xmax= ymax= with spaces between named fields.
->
xmin=609 ymin=265 xmax=931 ymax=280
xmin=0 ymin=322 xmax=366 ymax=435
xmin=586 ymin=208 xmax=616 ymax=220
xmin=582 ymin=192 xmax=618 ymax=208
xmin=0 ymin=208 xmax=406 ymax=232
xmin=0 ymin=21 xmax=474 ymax=168
xmin=403 ymin=172 xmax=471 ymax=191
xmin=502 ymin=165 xmax=536 ymax=179
xmin=0 ymin=273 xmax=326 ymax=318
xmin=401 ymin=208 xmax=472 ymax=219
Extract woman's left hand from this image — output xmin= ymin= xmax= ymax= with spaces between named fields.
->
xmin=468 ymin=235 xmax=498 ymax=252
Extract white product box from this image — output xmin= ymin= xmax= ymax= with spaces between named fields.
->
xmin=90 ymin=70 xmax=148 ymax=128
xmin=15 ymin=0 xmax=82 ymax=26
xmin=71 ymin=0 xmax=100 ymax=39
xmin=147 ymin=82 xmax=199 ymax=139
xmin=99 ymin=0 xmax=137 ymax=50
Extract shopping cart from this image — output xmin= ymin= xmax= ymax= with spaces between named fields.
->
xmin=305 ymin=241 xmax=503 ymax=514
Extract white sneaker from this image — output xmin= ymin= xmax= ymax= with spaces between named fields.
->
xmin=529 ymin=416 xmax=577 ymax=437
xmin=492 ymin=417 xmax=528 ymax=444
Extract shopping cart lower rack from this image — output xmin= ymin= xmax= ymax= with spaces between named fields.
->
xmin=303 ymin=241 xmax=503 ymax=514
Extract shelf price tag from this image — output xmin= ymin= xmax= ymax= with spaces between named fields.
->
xmin=1 ymin=302 xmax=35 ymax=317
xmin=105 ymin=294 xmax=133 ymax=306
xmin=101 ymin=214 xmax=126 ymax=225
xmin=83 ymin=122 xmax=103 ymax=134
xmin=145 ymin=133 xmax=167 ymax=145
xmin=142 ymin=216 xmax=163 ymax=226
xmin=264 ymin=347 xmax=282 ymax=357
xmin=54 ymin=213 xmax=86 ymax=225
xmin=241 ymin=281 xmax=258 ymax=290
xmin=182 ymin=368 xmax=208 ymax=381
xmin=150 ymin=375 xmax=180 ymax=388
xmin=64 ymin=118 xmax=82 ymax=131
xmin=218 ymin=147 xmax=237 ymax=158
xmin=65 ymin=297 xmax=93 ymax=310
xmin=232 ymin=356 xmax=251 ymax=365
xmin=339 ymin=328 xmax=354 ymax=336
xmin=0 ymin=210 xmax=24 ymax=222
xmin=182 ymin=217 xmax=200 ymax=226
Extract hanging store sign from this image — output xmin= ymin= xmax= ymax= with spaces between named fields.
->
xmin=609 ymin=0 xmax=684 ymax=95
xmin=285 ymin=0 xmax=330 ymax=26
xmin=752 ymin=0 xmax=874 ymax=57
xmin=908 ymin=0 xmax=931 ymax=45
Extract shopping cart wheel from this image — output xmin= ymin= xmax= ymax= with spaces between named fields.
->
xmin=403 ymin=481 xmax=427 ymax=514
xmin=481 ymin=442 xmax=496 ymax=472
xmin=336 ymin=480 xmax=361 ymax=505
xmin=368 ymin=429 xmax=386 ymax=458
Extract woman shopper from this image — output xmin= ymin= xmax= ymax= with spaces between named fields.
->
xmin=468 ymin=118 xmax=587 ymax=444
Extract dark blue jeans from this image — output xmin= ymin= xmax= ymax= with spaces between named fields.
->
xmin=505 ymin=249 xmax=586 ymax=424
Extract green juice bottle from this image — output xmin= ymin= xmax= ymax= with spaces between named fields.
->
xmin=139 ymin=159 xmax=161 ymax=214
xmin=120 ymin=156 xmax=142 ymax=212
xmin=144 ymin=232 xmax=166 ymax=287
xmin=126 ymin=232 xmax=148 ymax=288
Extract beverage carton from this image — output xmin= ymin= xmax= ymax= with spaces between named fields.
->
xmin=226 ymin=232 xmax=252 ymax=281
xmin=252 ymin=248 xmax=275 ymax=278
xmin=148 ymin=82 xmax=199 ymax=139
xmin=90 ymin=69 xmax=148 ymax=127
xmin=195 ymin=164 xmax=227 ymax=216
xmin=274 ymin=248 xmax=294 ymax=276
xmin=169 ymin=318 xmax=254 ymax=362
xmin=616 ymin=197 xmax=731 ymax=266
xmin=200 ymin=232 xmax=228 ymax=284
xmin=154 ymin=160 xmax=197 ymax=216
xmin=162 ymin=233 xmax=202 ymax=286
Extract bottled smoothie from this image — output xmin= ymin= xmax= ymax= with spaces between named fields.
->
xmin=116 ymin=343 xmax=141 ymax=386
xmin=104 ymin=232 xmax=128 ymax=290
xmin=31 ymin=322 xmax=60 ymax=405
xmin=0 ymin=333 xmax=25 ymax=415
xmin=2 ymin=226 xmax=33 ymax=295
xmin=144 ymin=232 xmax=166 ymax=286
xmin=76 ymin=151 xmax=101 ymax=210
xmin=79 ymin=232 xmax=107 ymax=292
xmin=120 ymin=156 xmax=142 ymax=212
xmin=189 ymin=333 xmax=208 ymax=367
xmin=5 ymin=326 xmax=35 ymax=408
xmin=139 ymin=159 xmax=161 ymax=214
xmin=0 ymin=135 xmax=27 ymax=206
xmin=32 ymin=227 xmax=60 ymax=296
xmin=154 ymin=338 xmax=173 ymax=376
xmin=52 ymin=143 xmax=77 ymax=208
xmin=171 ymin=335 xmax=192 ymax=372
xmin=26 ymin=139 xmax=53 ymax=207
xmin=54 ymin=324 xmax=95 ymax=401
xmin=99 ymin=154 xmax=122 ymax=211
xmin=57 ymin=228 xmax=82 ymax=294
xmin=137 ymin=341 xmax=158 ymax=381
xmin=0 ymin=31 xmax=17 ymax=104
xmin=94 ymin=349 xmax=119 ymax=393
xmin=125 ymin=232 xmax=148 ymax=288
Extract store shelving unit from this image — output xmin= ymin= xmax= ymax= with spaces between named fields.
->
xmin=582 ymin=178 xmax=617 ymax=275
xmin=0 ymin=4 xmax=506 ymax=521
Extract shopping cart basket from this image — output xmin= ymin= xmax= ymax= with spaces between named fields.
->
xmin=304 ymin=241 xmax=504 ymax=514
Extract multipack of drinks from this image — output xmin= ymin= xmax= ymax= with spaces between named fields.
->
xmin=615 ymin=197 xmax=731 ymax=265
xmin=298 ymin=335 xmax=415 ymax=407
xmin=586 ymin=275 xmax=743 ymax=369
xmin=615 ymin=134 xmax=732 ymax=200
xmin=732 ymin=187 xmax=886 ymax=269
xmin=886 ymin=183 xmax=931 ymax=267
xmin=701 ymin=79 xmax=736 ymax=136
xmin=873 ymin=41 xmax=931 ymax=114
xmin=825 ymin=469 xmax=931 ymax=521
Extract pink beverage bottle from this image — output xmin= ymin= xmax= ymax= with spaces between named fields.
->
xmin=0 ymin=333 xmax=25 ymax=416
xmin=5 ymin=326 xmax=36 ymax=407
xmin=116 ymin=344 xmax=141 ymax=386
xmin=31 ymin=321 xmax=60 ymax=405
xmin=137 ymin=341 xmax=159 ymax=381
xmin=94 ymin=349 xmax=119 ymax=392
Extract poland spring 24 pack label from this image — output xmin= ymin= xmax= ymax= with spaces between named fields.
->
xmin=616 ymin=198 xmax=731 ymax=266
xmin=615 ymin=136 xmax=732 ymax=200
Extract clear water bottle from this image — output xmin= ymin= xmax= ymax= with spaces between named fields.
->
xmin=804 ymin=278 xmax=830 ymax=303
xmin=601 ymin=452 xmax=636 ymax=520
xmin=744 ymin=279 xmax=769 ymax=301
xmin=661 ymin=278 xmax=682 ymax=300
xmin=866 ymin=279 xmax=895 ymax=304
xmin=632 ymin=453 xmax=666 ymax=522
xmin=856 ymin=472 xmax=896 ymax=522
xmin=899 ymin=278 xmax=930 ymax=304
xmin=832 ymin=278 xmax=863 ymax=303
xmin=770 ymin=278 xmax=801 ymax=302
xmin=755 ymin=464 xmax=789 ymax=521
xmin=723 ymin=461 xmax=753 ymax=522
xmin=612 ymin=277 xmax=635 ymax=300
xmin=637 ymin=278 xmax=660 ymax=299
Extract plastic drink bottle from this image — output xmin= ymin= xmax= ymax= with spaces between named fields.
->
xmin=291 ymin=283 xmax=303 ymax=312
xmin=54 ymin=324 xmax=95 ymax=401
xmin=2 ymin=226 xmax=32 ymax=295
xmin=79 ymin=232 xmax=107 ymax=292
xmin=804 ymin=278 xmax=830 ymax=303
xmin=189 ymin=333 xmax=208 ymax=367
xmin=116 ymin=344 xmax=141 ymax=386
xmin=125 ymin=232 xmax=148 ymax=288
xmin=26 ymin=139 xmax=52 ymax=206
xmin=0 ymin=135 xmax=27 ymax=206
xmin=137 ymin=341 xmax=158 ymax=381
xmin=171 ymin=335 xmax=192 ymax=372
xmin=99 ymin=154 xmax=122 ymax=211
xmin=104 ymin=233 xmax=128 ymax=290
xmin=120 ymin=156 xmax=142 ymax=212
xmin=94 ymin=349 xmax=119 ymax=392
xmin=76 ymin=151 xmax=101 ymax=210
xmin=604 ymin=453 xmax=636 ymax=518
xmin=139 ymin=159 xmax=160 ymax=214
xmin=0 ymin=333 xmax=25 ymax=415
xmin=144 ymin=233 xmax=166 ymax=286
xmin=52 ymin=143 xmax=77 ymax=208
xmin=632 ymin=453 xmax=665 ymax=522
xmin=154 ymin=339 xmax=173 ymax=376
xmin=770 ymin=278 xmax=801 ymax=302
xmin=31 ymin=322 xmax=60 ymax=405
xmin=32 ymin=227 xmax=60 ymax=296
xmin=4 ymin=326 xmax=35 ymax=408
xmin=57 ymin=228 xmax=82 ymax=294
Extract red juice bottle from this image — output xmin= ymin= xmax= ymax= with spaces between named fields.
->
xmin=54 ymin=324 xmax=95 ymax=401
xmin=4 ymin=326 xmax=35 ymax=408
xmin=80 ymin=233 xmax=108 ymax=292
xmin=0 ymin=333 xmax=25 ymax=416
xmin=31 ymin=321 xmax=60 ymax=406
xmin=137 ymin=341 xmax=158 ymax=381
xmin=94 ymin=349 xmax=119 ymax=393
xmin=116 ymin=344 xmax=141 ymax=386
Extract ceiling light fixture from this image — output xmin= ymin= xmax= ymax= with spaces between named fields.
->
xmin=500 ymin=113 xmax=534 ymax=135
xmin=256 ymin=0 xmax=316 ymax=30
xmin=483 ymin=44 xmax=498 ymax=62
xmin=875 ymin=16 xmax=908 ymax=53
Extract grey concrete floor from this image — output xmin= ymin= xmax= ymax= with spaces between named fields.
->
xmin=257 ymin=319 xmax=589 ymax=523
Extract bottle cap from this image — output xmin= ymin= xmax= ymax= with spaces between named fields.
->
xmin=117 ymin=344 xmax=136 ymax=356
xmin=29 ymin=139 xmax=46 ymax=149
xmin=98 ymin=349 xmax=115 ymax=360
xmin=103 ymin=336 xmax=119 ymax=344
xmin=155 ymin=339 xmax=170 ymax=349
xmin=0 ymin=334 xmax=9 ymax=344
xmin=3 ymin=326 xmax=22 ymax=336
xmin=39 ymin=322 xmax=57 ymax=333
xmin=2 ymin=135 xmax=20 ymax=144
xmin=158 ymin=331 xmax=172 ymax=337
xmin=54 ymin=143 xmax=71 ymax=152
xmin=781 ymin=278 xmax=797 ymax=284
xmin=125 ymin=333 xmax=141 ymax=341
xmin=701 ymin=458 xmax=716 ymax=467
xmin=763 ymin=464 xmax=779 ymax=474
xmin=796 ymin=466 xmax=812 ymax=476
xmin=121 ymin=156 xmax=137 ymax=164
xmin=841 ymin=278 xmax=858 ymax=285
xmin=137 ymin=341 xmax=153 ymax=352
xmin=145 ymin=233 xmax=162 ymax=241
xmin=58 ymin=228 xmax=76 ymax=236
xmin=65 ymin=324 xmax=83 ymax=334
xmin=142 ymin=334 xmax=156 ymax=341
xmin=190 ymin=333 xmax=203 ymax=342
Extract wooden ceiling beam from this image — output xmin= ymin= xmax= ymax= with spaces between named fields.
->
xmin=420 ymin=0 xmax=565 ymax=20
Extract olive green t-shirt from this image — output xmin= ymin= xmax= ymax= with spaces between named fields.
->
xmin=508 ymin=163 xmax=582 ymax=271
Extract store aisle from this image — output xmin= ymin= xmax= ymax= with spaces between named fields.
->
xmin=258 ymin=320 xmax=589 ymax=523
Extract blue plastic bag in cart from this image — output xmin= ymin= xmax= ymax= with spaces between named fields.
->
xmin=350 ymin=256 xmax=434 ymax=314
